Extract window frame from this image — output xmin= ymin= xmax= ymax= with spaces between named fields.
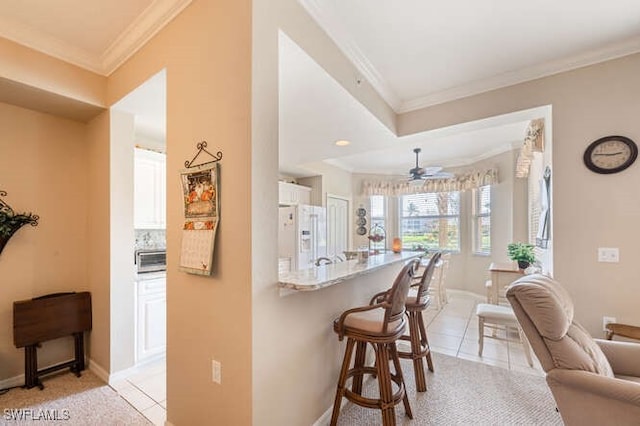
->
xmin=472 ymin=185 xmax=491 ymax=255
xmin=398 ymin=191 xmax=461 ymax=253
xmin=369 ymin=195 xmax=386 ymax=235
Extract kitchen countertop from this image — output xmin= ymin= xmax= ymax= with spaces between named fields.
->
xmin=278 ymin=251 xmax=421 ymax=291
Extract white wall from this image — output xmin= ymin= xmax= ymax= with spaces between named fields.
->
xmin=109 ymin=110 xmax=136 ymax=373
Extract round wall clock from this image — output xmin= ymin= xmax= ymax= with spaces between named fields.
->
xmin=583 ymin=135 xmax=638 ymax=174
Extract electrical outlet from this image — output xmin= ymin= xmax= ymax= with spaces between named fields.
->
xmin=603 ymin=316 xmax=616 ymax=332
xmin=212 ymin=359 xmax=221 ymax=384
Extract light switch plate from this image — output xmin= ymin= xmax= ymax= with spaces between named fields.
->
xmin=597 ymin=248 xmax=619 ymax=263
xmin=212 ymin=359 xmax=221 ymax=384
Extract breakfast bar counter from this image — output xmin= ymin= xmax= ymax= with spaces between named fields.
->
xmin=278 ymin=251 xmax=420 ymax=291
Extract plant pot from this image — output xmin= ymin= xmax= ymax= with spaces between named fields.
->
xmin=0 ymin=236 xmax=9 ymax=255
xmin=517 ymin=260 xmax=530 ymax=270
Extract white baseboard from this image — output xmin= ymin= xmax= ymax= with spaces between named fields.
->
xmin=88 ymin=359 xmax=110 ymax=383
xmin=447 ymin=288 xmax=485 ymax=301
xmin=1 ymin=358 xmax=81 ymax=390
xmin=0 ymin=372 xmax=25 ymax=390
xmin=89 ymin=355 xmax=166 ymax=385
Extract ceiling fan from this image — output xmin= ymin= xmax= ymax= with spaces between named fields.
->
xmin=407 ymin=148 xmax=454 ymax=181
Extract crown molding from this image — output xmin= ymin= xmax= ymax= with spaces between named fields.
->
xmin=397 ymin=35 xmax=640 ymax=113
xmin=298 ymin=0 xmax=401 ymax=110
xmin=0 ymin=0 xmax=191 ymax=76
xmin=101 ymin=0 xmax=192 ymax=75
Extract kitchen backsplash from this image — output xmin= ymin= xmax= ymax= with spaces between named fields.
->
xmin=135 ymin=229 xmax=166 ymax=250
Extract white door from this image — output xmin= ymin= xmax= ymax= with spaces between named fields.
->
xmin=326 ymin=196 xmax=349 ymax=260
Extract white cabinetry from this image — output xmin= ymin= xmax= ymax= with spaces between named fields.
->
xmin=279 ymin=182 xmax=311 ymax=205
xmin=134 ymin=148 xmax=166 ymax=229
xmin=136 ymin=274 xmax=166 ymax=362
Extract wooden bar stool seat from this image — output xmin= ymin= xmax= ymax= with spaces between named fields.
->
xmin=330 ymin=260 xmax=417 ymax=426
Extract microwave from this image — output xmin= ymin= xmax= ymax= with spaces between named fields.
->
xmin=135 ymin=249 xmax=166 ymax=273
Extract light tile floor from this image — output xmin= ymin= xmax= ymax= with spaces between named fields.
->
xmin=110 ymin=358 xmax=166 ymax=425
xmin=108 ymin=291 xmax=542 ymax=424
xmin=423 ymin=290 xmax=545 ymax=377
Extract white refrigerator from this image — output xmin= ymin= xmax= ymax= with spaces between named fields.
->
xmin=278 ymin=204 xmax=327 ymax=271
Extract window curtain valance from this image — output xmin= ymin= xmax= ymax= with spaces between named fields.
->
xmin=362 ymin=168 xmax=499 ymax=196
xmin=516 ymin=118 xmax=545 ymax=178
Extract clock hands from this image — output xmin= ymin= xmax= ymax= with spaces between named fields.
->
xmin=593 ymin=152 xmax=624 ymax=156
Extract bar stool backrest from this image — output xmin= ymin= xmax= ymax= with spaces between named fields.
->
xmin=413 ymin=252 xmax=442 ymax=306
xmin=382 ymin=260 xmax=416 ymax=333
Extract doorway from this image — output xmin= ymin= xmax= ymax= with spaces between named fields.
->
xmin=109 ymin=69 xmax=167 ymax=423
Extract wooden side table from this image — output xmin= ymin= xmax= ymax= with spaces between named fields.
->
xmin=13 ymin=292 xmax=92 ymax=389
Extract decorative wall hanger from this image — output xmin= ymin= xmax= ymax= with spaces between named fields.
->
xmin=180 ymin=141 xmax=222 ymax=276
xmin=184 ymin=141 xmax=223 ymax=168
xmin=0 ymin=190 xmax=39 ymax=255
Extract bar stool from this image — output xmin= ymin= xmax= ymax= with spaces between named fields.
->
xmin=371 ymin=252 xmax=441 ymax=392
xmin=399 ymin=251 xmax=441 ymax=391
xmin=330 ymin=260 xmax=417 ymax=426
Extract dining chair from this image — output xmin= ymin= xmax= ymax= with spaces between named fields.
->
xmin=476 ymin=263 xmax=533 ymax=366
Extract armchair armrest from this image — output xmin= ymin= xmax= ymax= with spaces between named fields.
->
xmin=596 ymin=339 xmax=640 ymax=377
xmin=547 ymin=369 xmax=640 ymax=406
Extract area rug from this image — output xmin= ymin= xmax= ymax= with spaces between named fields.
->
xmin=0 ymin=370 xmax=150 ymax=425
xmin=337 ymin=352 xmax=563 ymax=425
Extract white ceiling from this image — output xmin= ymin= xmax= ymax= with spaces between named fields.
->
xmin=300 ymin=0 xmax=640 ymax=113
xmin=2 ymin=2 xmax=640 ymax=176
xmin=281 ymin=1 xmax=640 ymax=176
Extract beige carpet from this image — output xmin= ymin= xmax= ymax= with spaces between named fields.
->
xmin=0 ymin=370 xmax=150 ymax=425
xmin=336 ymin=352 xmax=563 ymax=425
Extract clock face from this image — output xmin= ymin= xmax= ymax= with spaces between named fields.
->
xmin=584 ymin=136 xmax=638 ymax=174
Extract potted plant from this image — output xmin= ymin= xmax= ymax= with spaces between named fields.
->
xmin=0 ymin=190 xmax=39 ymax=255
xmin=507 ymin=242 xmax=536 ymax=270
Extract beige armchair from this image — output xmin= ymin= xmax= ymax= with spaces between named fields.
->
xmin=506 ymin=274 xmax=640 ymax=425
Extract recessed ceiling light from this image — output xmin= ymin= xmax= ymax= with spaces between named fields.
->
xmin=335 ymin=140 xmax=350 ymax=146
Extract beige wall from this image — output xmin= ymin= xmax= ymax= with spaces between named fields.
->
xmin=0 ymin=102 xmax=90 ymax=380
xmin=0 ymin=37 xmax=105 ymax=108
xmin=252 ymin=0 xmax=404 ymax=424
xmin=106 ymin=1 xmax=253 ymax=424
xmin=85 ymin=111 xmax=112 ymax=373
xmin=399 ymin=54 xmax=640 ymax=336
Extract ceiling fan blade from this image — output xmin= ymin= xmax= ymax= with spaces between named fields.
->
xmin=422 ymin=166 xmax=443 ymax=176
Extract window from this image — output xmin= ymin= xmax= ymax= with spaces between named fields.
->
xmin=369 ymin=195 xmax=385 ymax=231
xmin=473 ymin=185 xmax=491 ymax=254
xmin=400 ymin=192 xmax=460 ymax=251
